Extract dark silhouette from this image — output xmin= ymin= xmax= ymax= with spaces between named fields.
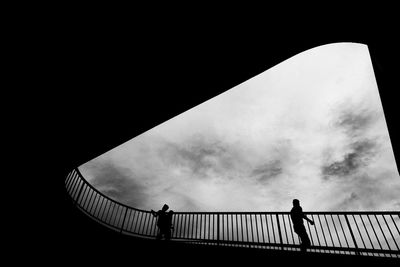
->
xmin=151 ymin=204 xmax=174 ymax=240
xmin=290 ymin=199 xmax=314 ymax=252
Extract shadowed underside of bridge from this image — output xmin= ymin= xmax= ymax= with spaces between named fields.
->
xmin=63 ymin=168 xmax=400 ymax=265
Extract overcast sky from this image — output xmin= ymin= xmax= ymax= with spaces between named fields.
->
xmin=79 ymin=43 xmax=400 ymax=212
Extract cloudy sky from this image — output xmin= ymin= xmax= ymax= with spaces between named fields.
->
xmin=79 ymin=43 xmax=400 ymax=212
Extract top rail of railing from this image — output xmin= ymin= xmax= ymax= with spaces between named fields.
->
xmin=65 ymin=168 xmax=400 ymax=258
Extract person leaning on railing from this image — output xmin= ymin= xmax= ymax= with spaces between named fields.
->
xmin=290 ymin=199 xmax=314 ymax=252
xmin=151 ymin=204 xmax=174 ymax=240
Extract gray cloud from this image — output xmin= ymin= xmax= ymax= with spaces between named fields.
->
xmin=334 ymin=106 xmax=378 ymax=136
xmin=322 ymin=139 xmax=378 ymax=178
xmin=88 ymin=162 xmax=149 ymax=208
xmin=158 ymin=135 xmax=243 ymax=179
xmin=251 ymin=160 xmax=283 ymax=183
xmin=329 ymin=173 xmax=400 ymax=211
xmin=322 ymin=103 xmax=381 ymax=179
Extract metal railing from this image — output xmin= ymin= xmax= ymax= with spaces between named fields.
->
xmin=65 ymin=168 xmax=400 ymax=258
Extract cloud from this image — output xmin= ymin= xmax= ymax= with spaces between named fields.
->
xmin=333 ymin=104 xmax=379 ymax=137
xmin=85 ymin=161 xmax=149 ymax=208
xmin=327 ymin=172 xmax=400 ymax=211
xmin=250 ymin=160 xmax=283 ymax=183
xmin=77 ymin=43 xmax=399 ymax=213
xmin=158 ymin=135 xmax=246 ymax=180
xmin=322 ymin=139 xmax=378 ymax=178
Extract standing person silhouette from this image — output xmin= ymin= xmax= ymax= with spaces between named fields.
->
xmin=151 ymin=204 xmax=172 ymax=240
xmin=290 ymin=199 xmax=314 ymax=252
xmin=165 ymin=210 xmax=174 ymax=240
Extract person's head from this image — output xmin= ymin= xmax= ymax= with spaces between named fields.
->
xmin=162 ymin=204 xmax=169 ymax=211
xmin=293 ymin=199 xmax=300 ymax=207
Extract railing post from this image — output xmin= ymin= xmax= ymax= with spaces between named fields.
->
xmin=217 ymin=214 xmax=220 ymax=246
xmin=276 ymin=214 xmax=283 ymax=250
xmin=345 ymin=214 xmax=360 ymax=255
xmin=120 ymin=207 xmax=129 ymax=233
xmin=74 ymin=180 xmax=85 ymax=206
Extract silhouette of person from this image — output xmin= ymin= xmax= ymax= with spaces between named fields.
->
xmin=165 ymin=210 xmax=174 ymax=240
xmin=151 ymin=204 xmax=173 ymax=240
xmin=290 ymin=199 xmax=314 ymax=252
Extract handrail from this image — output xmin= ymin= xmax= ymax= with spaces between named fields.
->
xmin=65 ymin=168 xmax=400 ymax=258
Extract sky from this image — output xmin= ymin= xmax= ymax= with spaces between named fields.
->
xmin=79 ymin=43 xmax=400 ymax=212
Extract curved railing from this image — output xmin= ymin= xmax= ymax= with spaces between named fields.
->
xmin=65 ymin=168 xmax=400 ymax=258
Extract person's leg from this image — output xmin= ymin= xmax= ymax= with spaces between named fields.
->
xmin=165 ymin=229 xmax=171 ymax=241
xmin=159 ymin=227 xmax=166 ymax=240
xmin=294 ymin=226 xmax=305 ymax=252
xmin=156 ymin=228 xmax=162 ymax=240
xmin=298 ymin=227 xmax=310 ymax=251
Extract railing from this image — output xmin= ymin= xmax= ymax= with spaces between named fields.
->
xmin=65 ymin=168 xmax=400 ymax=258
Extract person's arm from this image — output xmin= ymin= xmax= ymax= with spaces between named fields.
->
xmin=303 ymin=214 xmax=314 ymax=225
xmin=151 ymin=210 xmax=157 ymax=217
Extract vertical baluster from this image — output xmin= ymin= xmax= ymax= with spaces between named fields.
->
xmin=85 ymin=190 xmax=95 ymax=213
xmin=104 ymin=201 xmax=112 ymax=224
xmin=84 ymin=189 xmax=94 ymax=211
xmin=311 ymin=215 xmax=321 ymax=252
xmin=190 ymin=214 xmax=194 ymax=239
xmin=337 ymin=215 xmax=350 ymax=254
xmin=92 ymin=194 xmax=102 ymax=216
xmin=198 ymin=214 xmax=202 ymax=240
xmin=231 ymin=214 xmax=234 ymax=243
xmin=145 ymin=212 xmax=153 ymax=235
xmin=92 ymin=194 xmax=102 ymax=218
xmin=359 ymin=214 xmax=374 ymax=251
xmin=245 ymin=214 xmax=250 ymax=247
xmin=374 ymin=214 xmax=391 ymax=250
xmin=182 ymin=214 xmax=187 ymax=239
xmin=128 ymin=210 xmax=135 ymax=233
xmin=130 ymin=210 xmax=138 ymax=233
xmin=113 ymin=204 xmax=121 ymax=227
xmin=194 ymin=214 xmax=198 ymax=239
xmin=81 ymin=186 xmax=91 ymax=210
xmin=271 ymin=214 xmax=276 ymax=245
xmin=390 ymin=215 xmax=400 ymax=235
xmin=111 ymin=203 xmax=119 ymax=226
xmin=208 ymin=214 xmax=211 ymax=241
xmin=67 ymin=172 xmax=78 ymax=195
xmin=345 ymin=214 xmax=360 ymax=255
xmin=119 ymin=207 xmax=128 ymax=233
xmin=352 ymin=215 xmax=367 ymax=255
xmin=264 ymin=214 xmax=270 ymax=244
xmin=179 ymin=213 xmax=183 ymax=238
xmin=317 ymin=215 xmax=328 ymax=248
xmin=260 ymin=214 xmax=265 ymax=244
xmin=99 ymin=199 xmax=109 ymax=222
xmin=324 ymin=214 xmax=334 ymax=248
xmin=217 ymin=214 xmax=220 ymax=245
xmin=94 ymin=196 xmax=104 ymax=218
xmin=222 ymin=214 xmax=225 ymax=243
xmin=330 ymin=215 xmax=342 ymax=253
xmin=276 ymin=214 xmax=283 ymax=250
xmin=288 ymin=214 xmax=295 ymax=246
xmin=106 ymin=201 xmax=115 ymax=224
xmin=255 ymin=214 xmax=260 ymax=245
xmin=65 ymin=171 xmax=74 ymax=188
xmin=282 ymin=214 xmax=289 ymax=248
xmin=240 ymin=214 xmax=244 ymax=243
xmin=74 ymin=181 xmax=85 ymax=206
xmin=90 ymin=194 xmax=100 ymax=215
xmin=382 ymin=214 xmax=399 ymax=251
xmin=137 ymin=211 xmax=144 ymax=234
xmin=77 ymin=185 xmax=88 ymax=207
xmin=249 ymin=214 xmax=254 ymax=245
